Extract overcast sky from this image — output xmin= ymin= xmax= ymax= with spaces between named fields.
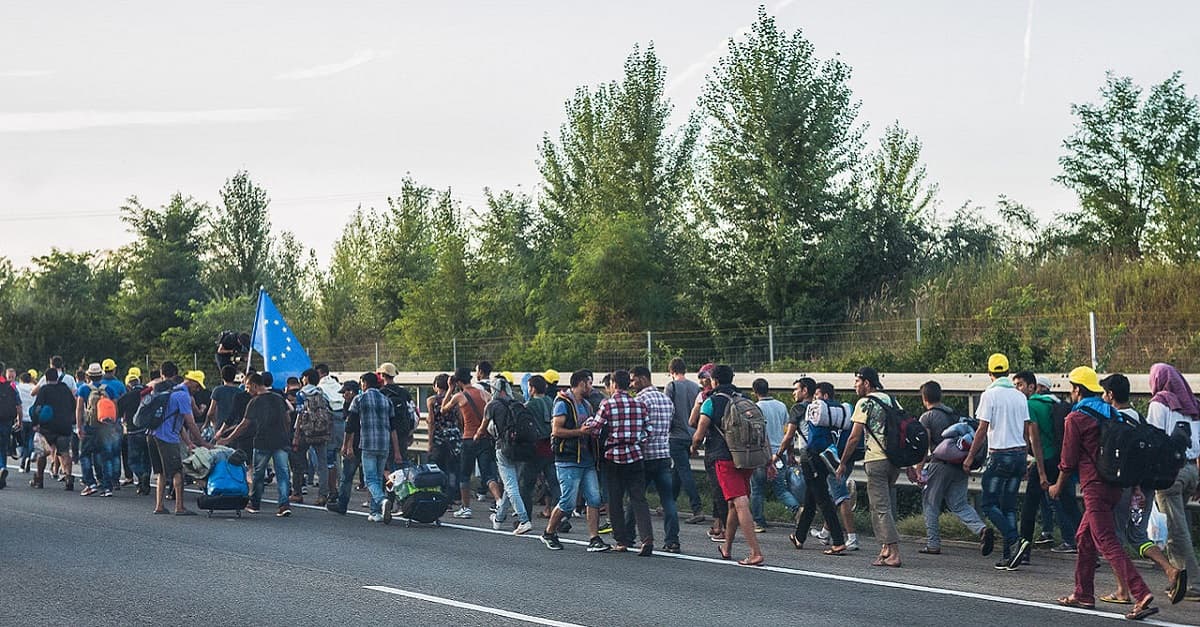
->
xmin=2 ymin=1 xmax=1198 ymax=267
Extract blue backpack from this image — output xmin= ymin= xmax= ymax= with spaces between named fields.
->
xmin=205 ymin=459 xmax=249 ymax=498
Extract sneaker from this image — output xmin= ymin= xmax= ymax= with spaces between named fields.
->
xmin=80 ymin=485 xmax=98 ymax=497
xmin=541 ymin=532 xmax=564 ymax=550
xmin=587 ymin=536 xmax=612 ymax=552
xmin=1034 ymin=533 xmax=1055 ymax=548
xmin=663 ymin=543 xmax=681 ymax=554
xmin=65 ymin=477 xmax=74 ymax=491
xmin=490 ymin=513 xmax=504 ymax=530
xmin=980 ymin=527 xmax=996 ymax=557
xmin=684 ymin=512 xmax=706 ymax=524
xmin=489 ymin=504 xmax=498 ymax=514
xmin=452 ymin=506 xmax=473 ymax=519
xmin=845 ymin=535 xmax=860 ymax=551
xmin=277 ymin=506 xmax=292 ymax=517
xmin=514 ymin=521 xmax=533 ymax=535
xmin=995 ymin=559 xmax=1012 ymax=570
xmin=367 ymin=513 xmax=383 ymax=522
xmin=326 ymin=501 xmax=347 ymax=515
xmin=99 ymin=489 xmax=113 ymax=497
xmin=120 ymin=477 xmax=135 ymax=486
xmin=598 ymin=522 xmax=612 ymax=535
xmin=0 ymin=468 xmax=7 ymax=489
xmin=1006 ymin=539 xmax=1032 ymax=570
xmin=1050 ymin=543 xmax=1078 ymax=554
xmin=558 ymin=520 xmax=573 ymax=534
xmin=753 ymin=524 xmax=767 ymax=534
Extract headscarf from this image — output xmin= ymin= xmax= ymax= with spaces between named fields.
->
xmin=1149 ymin=362 xmax=1200 ymax=418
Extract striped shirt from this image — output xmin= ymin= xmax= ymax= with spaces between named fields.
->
xmin=635 ymin=386 xmax=673 ymax=461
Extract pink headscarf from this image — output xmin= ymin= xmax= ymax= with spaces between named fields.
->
xmin=1149 ymin=362 xmax=1200 ymax=418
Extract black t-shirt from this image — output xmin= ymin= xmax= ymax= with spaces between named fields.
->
xmin=218 ymin=332 xmax=240 ymax=352
xmin=344 ymin=408 xmax=362 ymax=455
xmin=33 ymin=381 xmax=76 ymax=435
xmin=210 ymin=384 xmax=239 ymax=426
xmin=117 ymin=384 xmax=146 ymax=430
xmin=245 ymin=392 xmax=290 ymax=451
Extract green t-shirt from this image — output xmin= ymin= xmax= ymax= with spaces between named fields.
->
xmin=1027 ymin=394 xmax=1059 ymax=460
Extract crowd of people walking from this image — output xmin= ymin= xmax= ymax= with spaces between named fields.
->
xmin=2 ymin=353 xmax=1198 ymax=621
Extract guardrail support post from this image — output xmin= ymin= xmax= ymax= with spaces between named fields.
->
xmin=1089 ymin=311 xmax=1098 ymax=370
xmin=916 ymin=317 xmax=922 ymax=345
xmin=768 ymin=325 xmax=775 ymax=366
xmin=646 ymin=331 xmax=652 ymax=371
xmin=452 ymin=338 xmax=457 ymax=370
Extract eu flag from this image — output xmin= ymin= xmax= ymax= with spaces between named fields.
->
xmin=251 ymin=288 xmax=312 ymax=389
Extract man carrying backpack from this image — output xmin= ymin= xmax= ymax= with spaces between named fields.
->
xmin=0 ymin=363 xmax=21 ymax=489
xmin=1051 ymin=367 xmax=1164 ymax=620
xmin=836 ymin=367 xmax=903 ymax=568
xmin=75 ymin=362 xmax=122 ymax=497
xmin=295 ymin=369 xmax=335 ymax=506
xmin=693 ymin=365 xmax=766 ymax=566
xmin=963 ymin=354 xmax=1045 ymax=571
xmin=1015 ymin=371 xmax=1081 ymax=556
xmin=117 ymin=370 xmax=151 ymax=495
xmin=481 ymin=379 xmax=535 ymax=535
xmin=29 ymin=368 xmax=76 ymax=490
xmin=377 ymin=363 xmax=416 ymax=464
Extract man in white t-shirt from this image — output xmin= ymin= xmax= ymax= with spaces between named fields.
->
xmin=963 ymin=353 xmax=1045 ymax=571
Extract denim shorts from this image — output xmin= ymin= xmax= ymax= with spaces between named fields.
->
xmin=827 ymin=472 xmax=851 ymax=505
xmin=555 ymin=463 xmax=601 ymax=511
xmin=460 ymin=438 xmax=499 ymax=486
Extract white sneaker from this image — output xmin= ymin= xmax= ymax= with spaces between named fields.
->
xmin=452 ymin=506 xmax=473 ymax=519
xmin=810 ymin=528 xmax=832 ymax=545
xmin=490 ymin=513 xmax=504 ymax=530
xmin=514 ymin=521 xmax=533 ymax=535
xmin=367 ymin=513 xmax=383 ymax=523
xmin=845 ymin=535 xmax=860 ymax=551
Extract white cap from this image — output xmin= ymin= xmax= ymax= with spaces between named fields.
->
xmin=1035 ymin=375 xmax=1052 ymax=389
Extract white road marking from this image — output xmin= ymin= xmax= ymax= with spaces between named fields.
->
xmin=14 ymin=466 xmax=1185 ymax=627
xmin=364 ymin=585 xmax=585 ymax=626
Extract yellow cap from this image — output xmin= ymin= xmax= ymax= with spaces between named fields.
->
xmin=127 ymin=366 xmax=142 ymax=379
xmin=500 ymin=371 xmax=514 ymax=383
xmin=184 ymin=370 xmax=206 ymax=389
xmin=543 ymin=369 xmax=560 ymax=384
xmin=987 ymin=353 xmax=1010 ymax=374
xmin=125 ymin=373 xmax=140 ymax=384
xmin=1068 ymin=366 xmax=1103 ymax=393
xmin=101 ymin=358 xmax=117 ymax=372
xmin=28 ymin=369 xmax=39 ymax=380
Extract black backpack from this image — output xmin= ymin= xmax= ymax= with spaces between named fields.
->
xmin=134 ymin=384 xmax=175 ymax=431
xmin=1032 ymin=396 xmax=1072 ymax=450
xmin=865 ymin=395 xmax=929 ymax=468
xmin=0 ymin=383 xmax=17 ymax=421
xmin=492 ymin=397 xmax=540 ymax=462
xmin=381 ymin=385 xmax=416 ymax=440
xmin=1077 ymin=405 xmax=1183 ymax=488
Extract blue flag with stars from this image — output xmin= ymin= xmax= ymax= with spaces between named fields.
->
xmin=250 ymin=288 xmax=312 ymax=389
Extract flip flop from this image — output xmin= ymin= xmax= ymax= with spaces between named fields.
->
xmin=788 ymin=534 xmax=803 ymax=550
xmin=1098 ymin=594 xmax=1132 ymax=605
xmin=153 ymin=509 xmax=170 ymax=515
xmin=823 ymin=547 xmax=848 ymax=556
xmin=717 ymin=545 xmax=731 ymax=560
xmin=1125 ymin=605 xmax=1159 ymax=621
xmin=1055 ymin=596 xmax=1095 ymax=610
xmin=738 ymin=556 xmax=764 ymax=567
xmin=1167 ymin=570 xmax=1188 ymax=605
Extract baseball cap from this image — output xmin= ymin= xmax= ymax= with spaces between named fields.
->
xmin=698 ymin=362 xmax=716 ymax=379
xmin=27 ymin=369 xmax=38 ymax=380
xmin=339 ymin=380 xmax=361 ymax=393
xmin=854 ymin=366 xmax=884 ymax=390
xmin=101 ymin=358 xmax=117 ymax=372
xmin=1035 ymin=374 xmax=1051 ymax=389
xmin=127 ymin=366 xmax=142 ymax=379
xmin=86 ymin=362 xmax=103 ymax=377
xmin=1068 ymin=366 xmax=1103 ymax=393
xmin=184 ymin=370 xmax=206 ymax=389
xmin=500 ymin=370 xmax=514 ymax=383
xmin=543 ymin=369 xmax=560 ymax=384
xmin=125 ymin=373 xmax=140 ymax=384
xmin=987 ymin=353 xmax=1010 ymax=374
xmin=377 ymin=362 xmax=399 ymax=378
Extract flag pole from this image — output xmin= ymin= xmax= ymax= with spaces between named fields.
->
xmin=248 ymin=287 xmax=263 ymax=375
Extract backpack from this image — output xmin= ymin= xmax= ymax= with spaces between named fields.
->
xmin=0 ymin=383 xmax=17 ymax=421
xmin=205 ymin=458 xmax=249 ymax=498
xmin=381 ymin=385 xmax=416 ymax=440
xmin=217 ymin=330 xmax=239 ymax=350
xmin=133 ymin=385 xmax=174 ymax=431
xmin=865 ymin=395 xmax=929 ymax=468
xmin=296 ymin=390 xmax=333 ymax=442
xmin=1031 ymin=396 xmax=1071 ymax=450
xmin=492 ymin=398 xmax=540 ymax=462
xmin=84 ymin=383 xmax=118 ymax=426
xmin=1079 ymin=405 xmax=1186 ymax=489
xmin=715 ymin=392 xmax=772 ymax=469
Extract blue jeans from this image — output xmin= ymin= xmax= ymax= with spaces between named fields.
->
xmin=18 ymin=423 xmax=34 ymax=462
xmin=336 ymin=453 xmax=361 ymax=511
xmin=80 ymin=424 xmax=121 ymax=490
xmin=252 ymin=449 xmax=291 ymax=509
xmin=669 ymin=439 xmax=702 ymax=514
xmin=361 ymin=451 xmax=388 ymax=515
xmin=555 ymin=463 xmax=601 ymax=512
xmin=494 ymin=448 xmax=530 ymax=524
xmin=751 ymin=463 xmax=801 ymax=525
xmin=326 ymin=417 xmax=346 ymax=468
xmin=634 ymin=458 xmax=680 ymax=545
xmin=126 ymin=432 xmax=151 ymax=479
xmin=980 ymin=450 xmax=1025 ymax=554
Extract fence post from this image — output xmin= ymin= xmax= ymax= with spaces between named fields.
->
xmin=452 ymin=338 xmax=458 ymax=370
xmin=768 ymin=325 xmax=775 ymax=366
xmin=646 ymin=331 xmax=652 ymax=371
xmin=374 ymin=342 xmax=379 ymax=369
xmin=1089 ymin=311 xmax=1098 ymax=370
xmin=193 ymin=353 xmax=198 ymax=370
xmin=916 ymin=317 xmax=922 ymax=345
xmin=145 ymin=355 xmax=149 ymax=370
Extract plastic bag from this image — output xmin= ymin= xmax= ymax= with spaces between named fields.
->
xmin=1148 ymin=501 xmax=1169 ymax=548
xmin=32 ymin=432 xmax=49 ymax=458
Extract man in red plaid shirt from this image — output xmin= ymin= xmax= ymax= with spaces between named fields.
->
xmin=586 ymin=369 xmax=654 ymax=556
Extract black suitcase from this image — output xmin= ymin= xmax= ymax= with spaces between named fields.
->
xmin=197 ymin=493 xmax=250 ymax=517
xmin=384 ymin=490 xmax=449 ymax=526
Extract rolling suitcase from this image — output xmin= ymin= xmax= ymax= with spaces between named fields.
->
xmin=198 ymin=458 xmax=250 ymax=517
xmin=384 ymin=464 xmax=450 ymax=526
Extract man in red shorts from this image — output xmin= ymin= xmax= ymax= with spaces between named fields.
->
xmin=692 ymin=364 xmax=765 ymax=566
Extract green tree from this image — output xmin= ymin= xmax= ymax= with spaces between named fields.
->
xmin=205 ymin=171 xmax=273 ymax=298
xmin=1056 ymin=72 xmax=1200 ymax=259
xmin=471 ymin=189 xmax=543 ymax=339
xmin=697 ymin=7 xmax=861 ymax=326
xmin=116 ymin=193 xmax=208 ymax=357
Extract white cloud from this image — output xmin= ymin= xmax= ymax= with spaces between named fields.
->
xmin=665 ymin=0 xmax=794 ymax=95
xmin=0 ymin=69 xmax=53 ymax=78
xmin=274 ymin=50 xmax=385 ymax=80
xmin=1019 ymin=0 xmax=1036 ymax=106
xmin=0 ymin=108 xmax=296 ymax=133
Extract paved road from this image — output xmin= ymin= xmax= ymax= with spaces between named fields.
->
xmin=3 ymin=464 xmax=1197 ymax=626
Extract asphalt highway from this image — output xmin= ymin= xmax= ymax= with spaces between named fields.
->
xmin=3 ymin=464 xmax=1198 ymax=626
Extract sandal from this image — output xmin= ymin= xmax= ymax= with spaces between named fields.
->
xmin=823 ymin=547 xmax=848 ymax=556
xmin=872 ymin=556 xmax=901 ymax=567
xmin=612 ymin=545 xmax=629 ymax=553
xmin=717 ymin=545 xmax=732 ymax=560
xmin=1099 ymin=594 xmax=1132 ymax=605
xmin=1055 ymin=596 xmax=1095 ymax=610
xmin=788 ymin=534 xmax=803 ymax=550
xmin=738 ymin=556 xmax=765 ymax=567
xmin=1125 ymin=598 xmax=1159 ymax=621
xmin=1167 ymin=570 xmax=1188 ymax=605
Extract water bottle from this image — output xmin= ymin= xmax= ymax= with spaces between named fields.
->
xmin=1130 ymin=492 xmax=1144 ymax=528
